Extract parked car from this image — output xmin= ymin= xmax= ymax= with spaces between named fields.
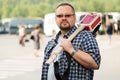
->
xmin=1 ymin=18 xmax=44 ymax=34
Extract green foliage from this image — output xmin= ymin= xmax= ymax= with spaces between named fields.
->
xmin=0 ymin=0 xmax=119 ymax=19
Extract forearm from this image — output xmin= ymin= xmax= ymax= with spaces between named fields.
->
xmin=60 ymin=39 xmax=99 ymax=69
xmin=71 ymin=49 xmax=99 ymax=69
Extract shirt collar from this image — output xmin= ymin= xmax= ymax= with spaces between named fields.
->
xmin=64 ymin=25 xmax=77 ymax=39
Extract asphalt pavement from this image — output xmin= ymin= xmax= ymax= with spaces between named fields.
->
xmin=0 ymin=34 xmax=120 ymax=80
xmin=0 ymin=34 xmax=51 ymax=80
xmin=94 ymin=34 xmax=120 ymax=80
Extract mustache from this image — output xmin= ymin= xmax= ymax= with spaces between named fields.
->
xmin=61 ymin=19 xmax=68 ymax=23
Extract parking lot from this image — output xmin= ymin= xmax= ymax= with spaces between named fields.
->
xmin=0 ymin=34 xmax=120 ymax=80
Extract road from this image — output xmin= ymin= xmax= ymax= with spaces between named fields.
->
xmin=0 ymin=34 xmax=120 ymax=80
xmin=0 ymin=34 xmax=51 ymax=80
xmin=94 ymin=34 xmax=120 ymax=80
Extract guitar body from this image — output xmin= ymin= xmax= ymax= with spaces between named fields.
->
xmin=79 ymin=13 xmax=101 ymax=33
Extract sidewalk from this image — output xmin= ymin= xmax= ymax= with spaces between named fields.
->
xmin=96 ymin=34 xmax=120 ymax=51
xmin=94 ymin=34 xmax=120 ymax=80
xmin=0 ymin=34 xmax=120 ymax=80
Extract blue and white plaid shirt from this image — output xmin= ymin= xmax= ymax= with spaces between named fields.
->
xmin=41 ymin=26 xmax=101 ymax=80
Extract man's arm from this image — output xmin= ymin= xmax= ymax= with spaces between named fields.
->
xmin=60 ymin=39 xmax=99 ymax=69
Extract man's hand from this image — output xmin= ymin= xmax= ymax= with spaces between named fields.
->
xmin=60 ymin=39 xmax=74 ymax=54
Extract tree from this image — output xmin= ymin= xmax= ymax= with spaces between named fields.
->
xmin=0 ymin=0 xmax=120 ymax=19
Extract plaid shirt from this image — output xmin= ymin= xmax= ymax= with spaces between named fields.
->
xmin=41 ymin=26 xmax=101 ymax=80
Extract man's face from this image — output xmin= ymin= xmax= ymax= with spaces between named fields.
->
xmin=55 ymin=5 xmax=76 ymax=31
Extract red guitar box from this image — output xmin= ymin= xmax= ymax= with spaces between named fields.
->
xmin=79 ymin=13 xmax=101 ymax=32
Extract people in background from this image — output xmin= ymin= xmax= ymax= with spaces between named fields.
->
xmin=18 ymin=24 xmax=27 ymax=47
xmin=30 ymin=25 xmax=41 ymax=57
xmin=106 ymin=21 xmax=114 ymax=44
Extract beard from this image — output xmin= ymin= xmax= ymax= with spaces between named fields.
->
xmin=59 ymin=21 xmax=71 ymax=31
xmin=59 ymin=25 xmax=71 ymax=31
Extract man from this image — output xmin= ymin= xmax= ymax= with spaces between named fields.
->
xmin=41 ymin=3 xmax=101 ymax=80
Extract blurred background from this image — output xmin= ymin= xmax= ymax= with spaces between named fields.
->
xmin=0 ymin=0 xmax=120 ymax=80
xmin=0 ymin=0 xmax=120 ymax=35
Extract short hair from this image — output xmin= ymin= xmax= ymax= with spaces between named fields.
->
xmin=56 ymin=3 xmax=75 ymax=13
xmin=34 ymin=25 xmax=40 ymax=30
xmin=18 ymin=24 xmax=24 ymax=28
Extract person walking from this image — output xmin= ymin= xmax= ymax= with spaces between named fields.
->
xmin=30 ymin=25 xmax=41 ymax=57
xmin=18 ymin=24 xmax=27 ymax=47
xmin=41 ymin=3 xmax=101 ymax=80
xmin=106 ymin=21 xmax=114 ymax=44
